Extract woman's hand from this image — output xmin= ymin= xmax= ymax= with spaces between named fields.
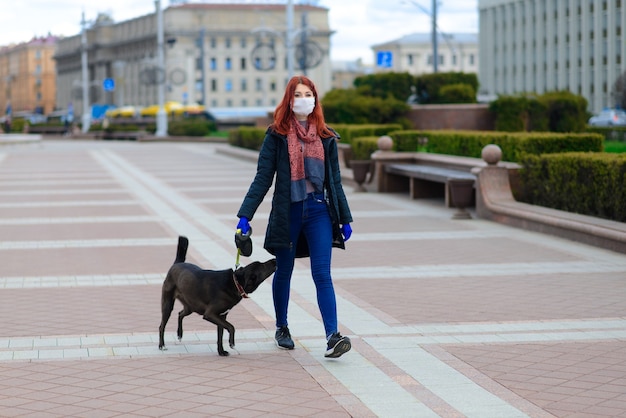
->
xmin=341 ymin=224 xmax=352 ymax=241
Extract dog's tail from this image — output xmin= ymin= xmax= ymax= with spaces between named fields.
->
xmin=175 ymin=236 xmax=189 ymax=263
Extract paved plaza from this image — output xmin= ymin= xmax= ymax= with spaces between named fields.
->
xmin=0 ymin=138 xmax=625 ymax=417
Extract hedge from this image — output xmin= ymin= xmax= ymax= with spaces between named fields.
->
xmin=351 ymin=136 xmax=380 ymax=160
xmin=519 ymin=152 xmax=626 ymax=221
xmin=388 ymin=130 xmax=604 ymax=162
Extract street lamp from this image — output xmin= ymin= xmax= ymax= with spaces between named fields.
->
xmin=155 ymin=0 xmax=168 ymax=137
xmin=81 ymin=11 xmax=91 ymax=133
xmin=403 ymin=0 xmax=439 ymax=73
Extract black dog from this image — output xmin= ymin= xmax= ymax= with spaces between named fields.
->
xmin=159 ymin=236 xmax=276 ymax=356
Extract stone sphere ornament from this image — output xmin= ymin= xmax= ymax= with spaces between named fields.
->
xmin=481 ymin=144 xmax=502 ymax=165
xmin=377 ymin=135 xmax=393 ymax=151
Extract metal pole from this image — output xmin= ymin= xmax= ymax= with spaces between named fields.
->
xmin=155 ymin=0 xmax=168 ymax=137
xmin=80 ymin=12 xmax=91 ymax=133
xmin=432 ymin=0 xmax=438 ymax=73
xmin=198 ymin=28 xmax=206 ymax=106
xmin=286 ymin=0 xmax=295 ymax=78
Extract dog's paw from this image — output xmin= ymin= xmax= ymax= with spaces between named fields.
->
xmin=218 ymin=350 xmax=230 ymax=357
xmin=159 ymin=346 xmax=168 ymax=351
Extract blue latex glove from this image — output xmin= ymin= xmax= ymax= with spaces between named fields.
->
xmin=341 ymin=224 xmax=352 ymax=241
xmin=237 ymin=217 xmax=250 ymax=234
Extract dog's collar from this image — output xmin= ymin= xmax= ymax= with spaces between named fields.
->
xmin=232 ymin=272 xmax=249 ymax=299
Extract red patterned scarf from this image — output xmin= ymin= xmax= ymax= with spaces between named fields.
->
xmin=287 ymin=117 xmax=325 ymax=201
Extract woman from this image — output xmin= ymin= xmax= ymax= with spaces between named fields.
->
xmin=236 ymin=75 xmax=353 ymax=358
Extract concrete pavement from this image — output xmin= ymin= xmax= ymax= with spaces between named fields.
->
xmin=0 ymin=138 xmax=625 ymax=417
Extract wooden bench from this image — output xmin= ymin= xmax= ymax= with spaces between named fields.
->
xmin=101 ymin=131 xmax=148 ymax=140
xmin=27 ymin=126 xmax=68 ymax=135
xmin=385 ymin=163 xmax=476 ymax=207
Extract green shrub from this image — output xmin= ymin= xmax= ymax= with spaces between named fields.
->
xmin=519 ymin=152 xmax=626 ymax=221
xmin=439 ymin=83 xmax=477 ymax=104
xmin=331 ymin=123 xmax=403 ymax=145
xmin=353 ymin=72 xmax=416 ymax=102
xmin=386 ymin=129 xmax=604 ymax=162
xmin=489 ymin=95 xmax=549 ymax=132
xmin=228 ymin=127 xmax=266 ymax=150
xmin=322 ymin=89 xmax=409 ymax=125
xmin=414 ymin=72 xmax=479 ymax=105
xmin=351 ymin=136 xmax=380 ymax=160
xmin=168 ymin=120 xmax=216 ymax=136
xmin=539 ymin=91 xmax=589 ymax=133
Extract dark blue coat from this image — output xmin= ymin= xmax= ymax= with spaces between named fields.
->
xmin=237 ymin=127 xmax=353 ymax=258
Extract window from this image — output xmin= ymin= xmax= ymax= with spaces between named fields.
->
xmin=241 ymin=99 xmax=247 ymax=106
xmin=241 ymin=78 xmax=247 ymax=91
xmin=270 ymin=80 xmax=276 ymax=91
xmin=407 ymin=54 xmax=413 ymax=65
xmin=241 ymin=57 xmax=246 ymax=70
xmin=225 ymin=79 xmax=232 ymax=92
xmin=225 ymin=58 xmax=232 ymax=70
xmin=255 ymin=78 xmax=262 ymax=91
xmin=211 ymin=79 xmax=217 ymax=92
xmin=210 ymin=37 xmax=216 ymax=48
xmin=469 ymin=54 xmax=475 ymax=66
xmin=240 ymin=37 xmax=247 ymax=48
xmin=210 ymin=58 xmax=217 ymax=71
xmin=225 ymin=38 xmax=231 ymax=48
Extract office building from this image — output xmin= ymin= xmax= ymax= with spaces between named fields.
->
xmin=54 ymin=2 xmax=332 ymax=118
xmin=371 ymin=32 xmax=479 ymax=75
xmin=0 ymin=36 xmax=58 ymax=116
xmin=479 ymin=0 xmax=626 ymax=113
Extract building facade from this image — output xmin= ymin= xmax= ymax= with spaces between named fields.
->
xmin=0 ymin=36 xmax=57 ymax=116
xmin=54 ymin=3 xmax=333 ymax=118
xmin=331 ymin=59 xmax=373 ymax=89
xmin=371 ymin=33 xmax=479 ymax=75
xmin=479 ymin=0 xmax=626 ymax=113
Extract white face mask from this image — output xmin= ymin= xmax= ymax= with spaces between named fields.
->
xmin=292 ymin=97 xmax=315 ymax=116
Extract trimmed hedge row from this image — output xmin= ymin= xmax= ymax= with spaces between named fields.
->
xmin=519 ymin=152 xmax=626 ymax=222
xmin=228 ymin=126 xmax=267 ymax=150
xmin=226 ymin=124 xmax=403 ymax=152
xmin=388 ymin=130 xmax=604 ymax=162
xmin=331 ymin=124 xmax=403 ymax=145
xmin=586 ymin=126 xmax=626 ymax=142
xmin=350 ymin=137 xmax=381 ymax=160
xmin=89 ymin=120 xmax=216 ymax=136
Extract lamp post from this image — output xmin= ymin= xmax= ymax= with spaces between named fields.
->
xmin=286 ymin=0 xmax=295 ymax=78
xmin=403 ymin=0 xmax=439 ymax=73
xmin=80 ymin=11 xmax=91 ymax=133
xmin=431 ymin=0 xmax=438 ymax=73
xmin=155 ymin=0 xmax=168 ymax=137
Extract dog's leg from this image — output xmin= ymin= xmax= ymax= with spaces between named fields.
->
xmin=217 ymin=324 xmax=227 ymax=356
xmin=159 ymin=276 xmax=177 ymax=350
xmin=203 ymin=312 xmax=236 ymax=357
xmin=177 ymin=307 xmax=192 ymax=342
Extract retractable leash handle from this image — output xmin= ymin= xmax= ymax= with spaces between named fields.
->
xmin=235 ymin=229 xmax=242 ymax=269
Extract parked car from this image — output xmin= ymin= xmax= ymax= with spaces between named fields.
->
xmin=139 ymin=101 xmax=184 ymax=117
xmin=105 ymin=106 xmax=141 ymax=119
xmin=588 ymin=109 xmax=626 ymax=126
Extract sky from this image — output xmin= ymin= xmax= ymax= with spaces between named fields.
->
xmin=0 ymin=0 xmax=478 ymax=65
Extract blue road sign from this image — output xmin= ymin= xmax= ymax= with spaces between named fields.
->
xmin=103 ymin=78 xmax=115 ymax=92
xmin=377 ymin=51 xmax=393 ymax=68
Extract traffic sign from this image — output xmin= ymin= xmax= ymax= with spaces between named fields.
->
xmin=377 ymin=51 xmax=393 ymax=68
xmin=103 ymin=78 xmax=115 ymax=92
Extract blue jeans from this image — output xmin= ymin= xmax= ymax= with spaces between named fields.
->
xmin=273 ymin=192 xmax=337 ymax=338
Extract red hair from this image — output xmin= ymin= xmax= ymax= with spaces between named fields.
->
xmin=272 ymin=75 xmax=334 ymax=138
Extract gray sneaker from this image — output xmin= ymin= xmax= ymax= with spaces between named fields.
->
xmin=325 ymin=332 xmax=351 ymax=358
xmin=275 ymin=325 xmax=295 ymax=350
